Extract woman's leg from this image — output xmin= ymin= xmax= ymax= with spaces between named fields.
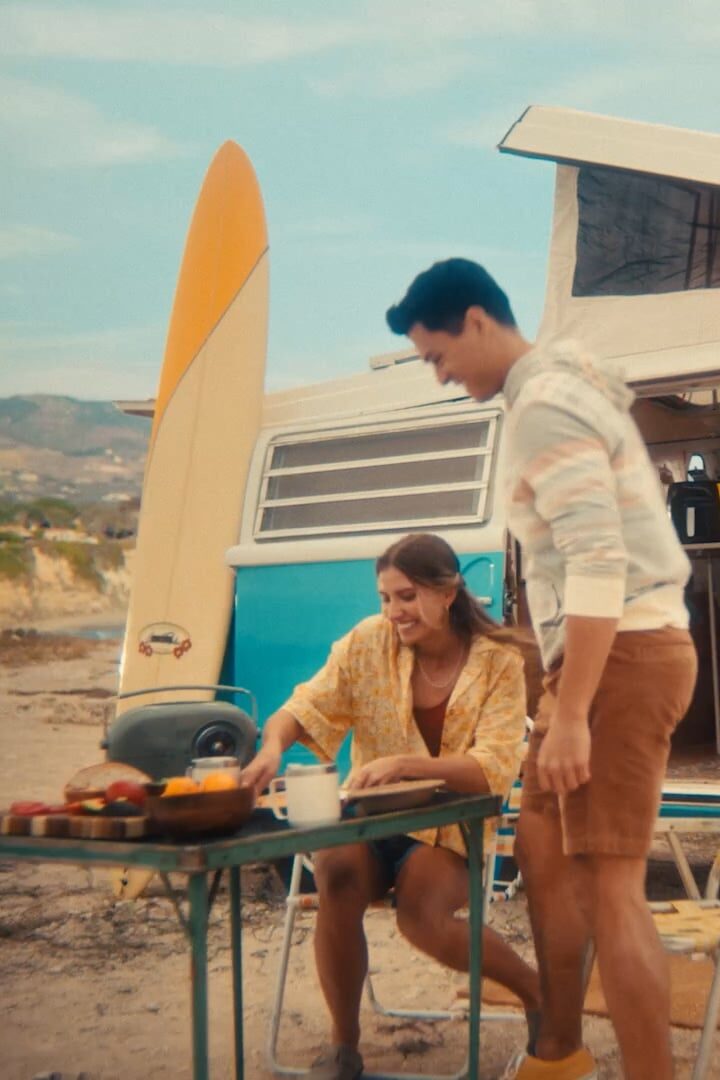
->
xmin=312 ymin=843 xmax=387 ymax=1048
xmin=394 ymin=843 xmax=540 ymax=1012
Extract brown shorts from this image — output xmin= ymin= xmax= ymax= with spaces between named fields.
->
xmin=521 ymin=627 xmax=697 ymax=857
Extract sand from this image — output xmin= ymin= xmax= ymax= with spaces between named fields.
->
xmin=0 ymin=634 xmax=718 ymax=1079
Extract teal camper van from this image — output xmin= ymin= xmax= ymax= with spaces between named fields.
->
xmin=223 ymin=357 xmax=508 ymax=775
xmin=118 ymin=106 xmax=720 ymax=770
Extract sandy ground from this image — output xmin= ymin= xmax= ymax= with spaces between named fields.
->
xmin=1 ymin=634 xmax=719 ymax=1080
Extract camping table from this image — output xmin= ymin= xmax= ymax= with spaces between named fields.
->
xmin=0 ymin=791 xmax=500 ymax=1080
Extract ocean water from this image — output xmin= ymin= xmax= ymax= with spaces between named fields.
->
xmin=61 ymin=624 xmax=124 ymax=641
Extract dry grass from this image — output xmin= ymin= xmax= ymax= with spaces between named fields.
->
xmin=0 ymin=630 xmax=96 ymax=668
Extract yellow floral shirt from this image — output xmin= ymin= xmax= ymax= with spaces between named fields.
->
xmin=283 ymin=615 xmax=527 ymax=858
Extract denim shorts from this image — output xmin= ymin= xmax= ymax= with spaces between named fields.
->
xmin=368 ymin=834 xmax=422 ymax=891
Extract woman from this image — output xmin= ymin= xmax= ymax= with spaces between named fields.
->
xmin=242 ymin=533 xmax=540 ymax=1080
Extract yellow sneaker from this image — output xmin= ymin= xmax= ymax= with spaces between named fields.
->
xmin=500 ymin=1048 xmax=597 ymax=1079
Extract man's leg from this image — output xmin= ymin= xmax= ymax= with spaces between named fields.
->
xmin=514 ymin=807 xmax=592 ymax=1060
xmin=394 ymin=844 xmax=541 ymax=1013
xmin=312 ymin=843 xmax=387 ymax=1048
xmin=589 ymin=854 xmax=672 ymax=1080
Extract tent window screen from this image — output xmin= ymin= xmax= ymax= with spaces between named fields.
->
xmin=255 ymin=413 xmax=498 ymax=539
xmin=573 ymin=167 xmax=720 ymax=297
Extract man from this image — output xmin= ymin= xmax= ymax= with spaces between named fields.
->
xmin=386 ymin=259 xmax=697 ymax=1080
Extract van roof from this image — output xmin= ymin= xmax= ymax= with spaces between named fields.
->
xmin=499 ymin=105 xmax=720 ymax=186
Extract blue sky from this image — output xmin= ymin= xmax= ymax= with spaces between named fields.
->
xmin=1 ymin=1 xmax=719 ymax=400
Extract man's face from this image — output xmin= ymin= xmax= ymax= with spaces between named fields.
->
xmin=408 ymin=310 xmax=502 ymax=401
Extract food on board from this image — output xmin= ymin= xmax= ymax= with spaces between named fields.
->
xmin=161 ymin=776 xmax=201 ymax=797
xmin=105 ymin=780 xmax=147 ymax=806
xmin=63 ymin=761 xmax=152 ymax=803
xmin=200 ymin=771 xmax=240 ymax=792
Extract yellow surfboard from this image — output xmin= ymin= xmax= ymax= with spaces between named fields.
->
xmin=117 ymin=141 xmax=269 ymax=712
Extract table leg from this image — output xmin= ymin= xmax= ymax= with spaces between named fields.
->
xmin=230 ymin=866 xmax=244 ymax=1080
xmin=188 ymin=872 xmax=210 ymax=1080
xmin=464 ymin=821 xmax=485 ymax=1080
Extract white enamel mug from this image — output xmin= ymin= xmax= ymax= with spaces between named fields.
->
xmin=268 ymin=763 xmax=341 ymax=827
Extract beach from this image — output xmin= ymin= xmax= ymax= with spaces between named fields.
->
xmin=1 ymin=633 xmax=718 ymax=1079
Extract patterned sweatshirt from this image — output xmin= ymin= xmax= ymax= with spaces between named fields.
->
xmin=503 ymin=340 xmax=690 ymax=670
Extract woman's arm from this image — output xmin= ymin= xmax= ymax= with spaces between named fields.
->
xmin=240 ymin=708 xmax=304 ymax=796
xmin=349 ymin=752 xmax=489 ymax=793
xmin=241 ymin=626 xmax=359 ymax=796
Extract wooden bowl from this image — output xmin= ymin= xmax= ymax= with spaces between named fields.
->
xmin=146 ymin=785 xmax=255 ymax=838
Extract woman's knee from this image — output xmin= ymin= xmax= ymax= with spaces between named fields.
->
xmin=395 ymin=851 xmax=466 ymax=947
xmin=313 ymin=846 xmax=376 ymax=905
xmin=395 ymin=892 xmax=445 ymax=948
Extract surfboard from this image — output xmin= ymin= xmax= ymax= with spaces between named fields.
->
xmin=117 ymin=141 xmax=269 ymax=713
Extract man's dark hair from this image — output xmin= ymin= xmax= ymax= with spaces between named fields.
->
xmin=386 ymin=258 xmax=517 ymax=336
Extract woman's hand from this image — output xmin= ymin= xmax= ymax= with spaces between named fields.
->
xmin=348 ymin=755 xmax=410 ymax=788
xmin=241 ymin=743 xmax=283 ymax=797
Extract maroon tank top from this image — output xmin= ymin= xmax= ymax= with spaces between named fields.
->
xmin=413 ymin=695 xmax=450 ymax=757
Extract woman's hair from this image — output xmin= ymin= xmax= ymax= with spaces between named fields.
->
xmin=376 ymin=532 xmax=520 ymax=648
xmin=377 ymin=532 xmax=543 ymax=713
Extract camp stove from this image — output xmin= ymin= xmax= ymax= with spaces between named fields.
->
xmin=101 ymin=684 xmax=258 ymax=781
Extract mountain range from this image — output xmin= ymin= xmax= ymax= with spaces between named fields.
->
xmin=0 ymin=395 xmax=150 ymax=503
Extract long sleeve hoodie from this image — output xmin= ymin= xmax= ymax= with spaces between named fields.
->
xmin=503 ymin=339 xmax=690 ymax=670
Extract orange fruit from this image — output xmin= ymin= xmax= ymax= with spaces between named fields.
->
xmin=162 ymin=776 xmax=200 ymax=797
xmin=200 ymin=771 xmax=240 ymax=793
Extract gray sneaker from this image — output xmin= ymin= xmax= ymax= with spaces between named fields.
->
xmin=308 ymin=1045 xmax=364 ymax=1080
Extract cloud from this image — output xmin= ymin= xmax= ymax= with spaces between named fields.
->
xmin=446 ymin=67 xmax=672 ymax=149
xmin=308 ymin=51 xmax=471 ymax=98
xmin=0 ymin=225 xmax=79 ymax=260
xmin=283 ymin=216 xmax=376 ymax=238
xmin=0 ymin=76 xmax=184 ymax=168
xmin=0 ymin=323 xmax=163 ymax=399
xmin=0 ymin=5 xmax=363 ymax=65
xmin=4 ymin=1 xmax=712 ymax=66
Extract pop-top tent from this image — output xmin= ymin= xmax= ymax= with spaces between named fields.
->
xmin=498 ymin=106 xmax=720 ymax=395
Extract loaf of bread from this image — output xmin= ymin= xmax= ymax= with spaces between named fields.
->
xmin=63 ymin=761 xmax=151 ymax=802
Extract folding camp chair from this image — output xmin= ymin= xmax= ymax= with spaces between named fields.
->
xmin=656 ymin=780 xmax=720 ymax=899
xmin=268 ymin=812 xmax=526 ymax=1078
xmin=650 ymin=847 xmax=720 ymax=1080
xmin=492 ymin=778 xmax=720 ymax=905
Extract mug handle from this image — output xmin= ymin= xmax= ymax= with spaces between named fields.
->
xmin=267 ymin=777 xmax=288 ymax=820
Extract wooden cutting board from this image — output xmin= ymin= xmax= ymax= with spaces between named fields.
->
xmin=0 ymin=813 xmax=149 ymax=840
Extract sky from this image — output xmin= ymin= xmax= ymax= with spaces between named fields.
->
xmin=1 ymin=0 xmax=719 ymax=401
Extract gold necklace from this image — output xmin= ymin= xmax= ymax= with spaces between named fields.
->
xmin=415 ymin=647 xmax=465 ymax=689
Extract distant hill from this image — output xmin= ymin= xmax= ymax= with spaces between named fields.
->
xmin=0 ymin=395 xmax=150 ymax=503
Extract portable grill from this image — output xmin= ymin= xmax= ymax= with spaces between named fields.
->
xmin=101 ymin=684 xmax=258 ymax=781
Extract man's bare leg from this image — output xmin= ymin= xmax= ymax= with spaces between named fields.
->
xmin=515 ymin=807 xmax=592 ymax=1060
xmin=312 ymin=844 xmax=387 ymax=1048
xmin=590 ymin=854 xmax=672 ymax=1080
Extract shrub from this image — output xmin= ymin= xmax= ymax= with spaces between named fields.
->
xmin=0 ymin=541 xmax=33 ymax=581
xmin=39 ymin=540 xmax=104 ymax=590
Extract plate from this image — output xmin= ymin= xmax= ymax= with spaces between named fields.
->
xmin=342 ymin=779 xmax=445 ymax=816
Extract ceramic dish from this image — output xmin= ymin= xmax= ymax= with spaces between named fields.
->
xmin=342 ymin=779 xmax=445 ymax=816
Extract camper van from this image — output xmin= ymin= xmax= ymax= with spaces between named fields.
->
xmin=122 ymin=106 xmax=720 ymax=768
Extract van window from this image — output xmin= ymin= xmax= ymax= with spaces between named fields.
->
xmin=573 ymin=167 xmax=720 ymax=297
xmin=255 ymin=412 xmax=499 ymax=539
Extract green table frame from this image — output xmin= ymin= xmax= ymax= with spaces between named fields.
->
xmin=0 ymin=792 xmax=500 ymax=1080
